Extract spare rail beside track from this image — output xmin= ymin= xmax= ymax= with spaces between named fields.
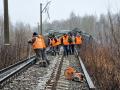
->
xmin=75 ymin=48 xmax=95 ymax=90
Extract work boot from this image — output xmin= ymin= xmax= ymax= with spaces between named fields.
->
xmin=39 ymin=61 xmax=43 ymax=67
xmin=42 ymin=62 xmax=47 ymax=67
xmin=39 ymin=61 xmax=46 ymax=67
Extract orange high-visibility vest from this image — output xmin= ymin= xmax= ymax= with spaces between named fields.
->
xmin=75 ymin=36 xmax=82 ymax=45
xmin=32 ymin=36 xmax=46 ymax=49
xmin=52 ymin=38 xmax=60 ymax=46
xmin=51 ymin=39 xmax=56 ymax=47
xmin=55 ymin=38 xmax=61 ymax=46
xmin=64 ymin=67 xmax=76 ymax=80
xmin=39 ymin=35 xmax=46 ymax=48
xmin=63 ymin=35 xmax=69 ymax=45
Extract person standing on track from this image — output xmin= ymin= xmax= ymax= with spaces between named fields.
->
xmin=50 ymin=37 xmax=61 ymax=55
xmin=28 ymin=32 xmax=49 ymax=66
xmin=75 ymin=33 xmax=83 ymax=49
xmin=61 ymin=33 xmax=70 ymax=57
xmin=51 ymin=37 xmax=57 ymax=55
xmin=69 ymin=33 xmax=75 ymax=54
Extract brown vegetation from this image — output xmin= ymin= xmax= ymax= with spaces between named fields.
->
xmin=0 ymin=21 xmax=33 ymax=69
xmin=80 ymin=12 xmax=120 ymax=90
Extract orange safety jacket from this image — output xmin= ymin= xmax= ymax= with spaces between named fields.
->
xmin=75 ymin=36 xmax=82 ymax=45
xmin=51 ymin=39 xmax=56 ymax=47
xmin=51 ymin=38 xmax=60 ymax=47
xmin=64 ymin=67 xmax=76 ymax=80
xmin=63 ymin=35 xmax=69 ymax=45
xmin=56 ymin=38 xmax=61 ymax=45
xmin=32 ymin=35 xmax=46 ymax=49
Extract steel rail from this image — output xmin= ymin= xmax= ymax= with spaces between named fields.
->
xmin=75 ymin=48 xmax=95 ymax=90
xmin=0 ymin=55 xmax=36 ymax=88
xmin=0 ymin=55 xmax=35 ymax=74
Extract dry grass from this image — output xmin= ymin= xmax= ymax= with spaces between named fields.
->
xmin=0 ymin=45 xmax=30 ymax=69
xmin=80 ymin=41 xmax=120 ymax=90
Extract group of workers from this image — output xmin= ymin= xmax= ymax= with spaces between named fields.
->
xmin=28 ymin=31 xmax=83 ymax=67
xmin=48 ymin=32 xmax=83 ymax=56
xmin=28 ymin=31 xmax=84 ymax=81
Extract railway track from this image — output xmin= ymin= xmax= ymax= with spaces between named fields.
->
xmin=0 ymin=56 xmax=36 ymax=88
xmin=0 ymin=47 xmax=95 ymax=90
xmin=44 ymin=48 xmax=95 ymax=90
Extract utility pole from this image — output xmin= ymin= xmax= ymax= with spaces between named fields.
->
xmin=40 ymin=1 xmax=51 ymax=35
xmin=4 ymin=0 xmax=9 ymax=45
xmin=37 ymin=22 xmax=40 ymax=33
xmin=40 ymin=3 xmax=42 ymax=35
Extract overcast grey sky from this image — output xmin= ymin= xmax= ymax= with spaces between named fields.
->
xmin=0 ymin=0 xmax=120 ymax=26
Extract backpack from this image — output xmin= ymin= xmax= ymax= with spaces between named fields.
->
xmin=68 ymin=37 xmax=73 ymax=44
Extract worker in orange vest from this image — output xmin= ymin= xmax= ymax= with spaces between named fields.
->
xmin=61 ymin=33 xmax=69 ymax=56
xmin=28 ymin=32 xmax=49 ymax=66
xmin=51 ymin=38 xmax=57 ymax=55
xmin=68 ymin=33 xmax=75 ymax=55
xmin=54 ymin=37 xmax=61 ymax=55
xmin=51 ymin=37 xmax=61 ymax=55
xmin=75 ymin=33 xmax=83 ymax=49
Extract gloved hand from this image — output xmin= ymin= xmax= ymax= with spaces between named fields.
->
xmin=28 ymin=40 xmax=32 ymax=43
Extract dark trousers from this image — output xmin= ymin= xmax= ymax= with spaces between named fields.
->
xmin=76 ymin=44 xmax=82 ymax=54
xmin=34 ymin=48 xmax=49 ymax=63
xmin=63 ymin=45 xmax=69 ymax=56
xmin=34 ymin=48 xmax=50 ymax=67
xmin=71 ymin=44 xmax=75 ymax=54
xmin=55 ymin=45 xmax=59 ymax=55
xmin=51 ymin=46 xmax=56 ymax=56
xmin=34 ymin=49 xmax=41 ymax=59
xmin=76 ymin=44 xmax=81 ymax=49
xmin=40 ymin=49 xmax=47 ymax=60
